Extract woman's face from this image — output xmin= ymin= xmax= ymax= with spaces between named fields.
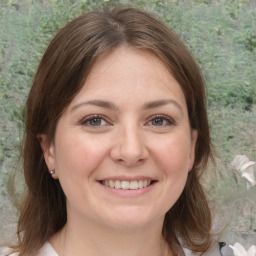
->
xmin=43 ymin=47 xmax=197 ymax=230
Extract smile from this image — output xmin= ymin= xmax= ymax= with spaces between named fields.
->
xmin=100 ymin=180 xmax=153 ymax=190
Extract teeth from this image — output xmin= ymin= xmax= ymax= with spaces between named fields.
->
xmin=129 ymin=180 xmax=138 ymax=190
xmin=121 ymin=181 xmax=129 ymax=189
xmin=115 ymin=180 xmax=121 ymax=189
xmin=109 ymin=180 xmax=115 ymax=188
xmin=138 ymin=180 xmax=144 ymax=189
xmin=102 ymin=180 xmax=152 ymax=190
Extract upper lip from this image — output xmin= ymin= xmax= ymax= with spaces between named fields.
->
xmin=97 ymin=176 xmax=157 ymax=182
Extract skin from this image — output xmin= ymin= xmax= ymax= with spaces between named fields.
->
xmin=40 ymin=47 xmax=197 ymax=256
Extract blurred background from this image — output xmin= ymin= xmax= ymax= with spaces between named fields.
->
xmin=0 ymin=0 xmax=255 ymax=248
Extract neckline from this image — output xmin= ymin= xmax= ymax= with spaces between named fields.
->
xmin=39 ymin=242 xmax=59 ymax=256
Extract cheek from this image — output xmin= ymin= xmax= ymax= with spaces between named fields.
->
xmin=54 ymin=132 xmax=109 ymax=178
xmin=152 ymin=135 xmax=191 ymax=175
xmin=53 ymin=133 xmax=111 ymax=210
xmin=152 ymin=136 xmax=191 ymax=211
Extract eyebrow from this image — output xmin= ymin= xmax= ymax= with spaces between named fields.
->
xmin=142 ymin=99 xmax=183 ymax=112
xmin=71 ymin=99 xmax=183 ymax=113
xmin=71 ymin=100 xmax=118 ymax=112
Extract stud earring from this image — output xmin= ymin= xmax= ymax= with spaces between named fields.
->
xmin=50 ymin=169 xmax=55 ymax=175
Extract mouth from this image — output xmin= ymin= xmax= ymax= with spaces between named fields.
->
xmin=99 ymin=179 xmax=157 ymax=190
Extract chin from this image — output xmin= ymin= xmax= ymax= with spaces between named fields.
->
xmin=100 ymin=208 xmax=164 ymax=230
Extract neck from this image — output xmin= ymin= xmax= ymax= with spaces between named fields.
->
xmin=51 ymin=214 xmax=172 ymax=256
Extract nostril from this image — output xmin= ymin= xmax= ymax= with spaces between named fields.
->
xmin=109 ymin=132 xmax=149 ymax=166
xmin=113 ymin=156 xmax=146 ymax=167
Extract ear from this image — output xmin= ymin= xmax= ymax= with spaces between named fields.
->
xmin=188 ymin=129 xmax=198 ymax=172
xmin=37 ymin=134 xmax=58 ymax=179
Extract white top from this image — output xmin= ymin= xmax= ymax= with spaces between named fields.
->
xmin=38 ymin=243 xmax=59 ymax=256
xmin=0 ymin=243 xmax=58 ymax=256
xmin=1 ymin=242 xmax=229 ymax=255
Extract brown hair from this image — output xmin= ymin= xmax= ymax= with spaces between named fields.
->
xmin=11 ymin=7 xmax=213 ymax=256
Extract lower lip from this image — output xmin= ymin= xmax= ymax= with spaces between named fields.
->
xmin=97 ymin=182 xmax=157 ymax=197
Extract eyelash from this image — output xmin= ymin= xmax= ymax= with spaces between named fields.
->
xmin=147 ymin=114 xmax=175 ymax=127
xmin=79 ymin=114 xmax=175 ymax=128
xmin=80 ymin=115 xmax=110 ymax=127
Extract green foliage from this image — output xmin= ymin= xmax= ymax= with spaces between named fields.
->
xmin=1 ymin=0 xmax=256 ymax=106
xmin=161 ymin=2 xmax=256 ymax=108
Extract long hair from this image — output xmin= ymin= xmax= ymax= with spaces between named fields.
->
xmin=11 ymin=7 xmax=213 ymax=255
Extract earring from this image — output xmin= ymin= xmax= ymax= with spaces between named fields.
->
xmin=50 ymin=169 xmax=55 ymax=175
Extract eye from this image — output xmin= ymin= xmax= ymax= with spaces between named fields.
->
xmin=80 ymin=115 xmax=109 ymax=127
xmin=147 ymin=115 xmax=174 ymax=127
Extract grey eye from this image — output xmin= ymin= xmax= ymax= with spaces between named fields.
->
xmin=89 ymin=118 xmax=102 ymax=126
xmin=151 ymin=118 xmax=164 ymax=126
xmin=81 ymin=115 xmax=108 ymax=127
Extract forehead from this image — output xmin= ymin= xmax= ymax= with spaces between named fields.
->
xmin=87 ymin=47 xmax=174 ymax=85
xmin=68 ymin=46 xmax=187 ymax=111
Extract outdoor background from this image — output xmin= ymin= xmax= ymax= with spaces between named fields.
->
xmin=0 ymin=0 xmax=255 ymax=249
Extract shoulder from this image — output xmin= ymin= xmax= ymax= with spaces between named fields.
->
xmin=0 ymin=247 xmax=18 ymax=256
xmin=38 ymin=242 xmax=58 ymax=256
xmin=183 ymin=242 xmax=235 ymax=256
xmin=0 ymin=243 xmax=58 ymax=256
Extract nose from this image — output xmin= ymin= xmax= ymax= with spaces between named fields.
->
xmin=110 ymin=125 xmax=149 ymax=166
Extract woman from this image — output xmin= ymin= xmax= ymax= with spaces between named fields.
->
xmin=6 ymin=7 xmax=226 ymax=256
